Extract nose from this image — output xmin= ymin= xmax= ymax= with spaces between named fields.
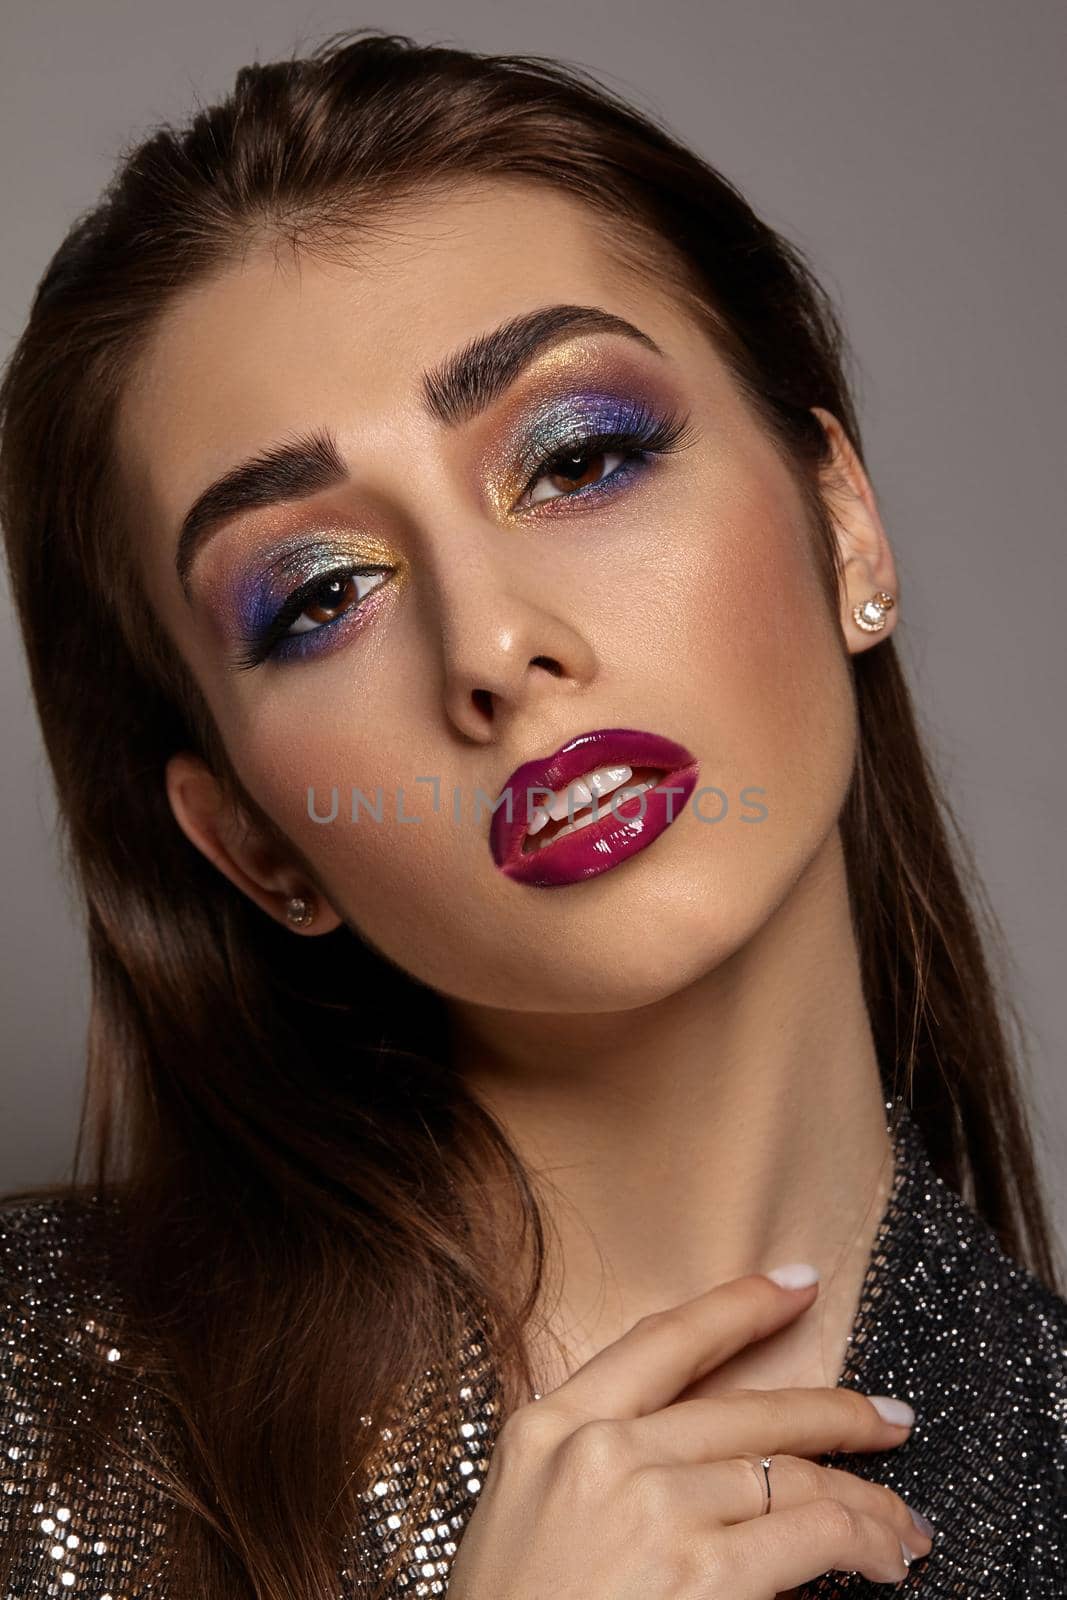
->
xmin=431 ymin=551 xmax=599 ymax=743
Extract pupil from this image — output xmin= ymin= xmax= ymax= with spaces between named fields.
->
xmin=552 ymin=451 xmax=603 ymax=490
xmin=307 ymin=576 xmax=351 ymax=622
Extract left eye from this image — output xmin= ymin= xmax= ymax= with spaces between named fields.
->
xmin=515 ymin=405 xmax=697 ymax=511
xmin=526 ymin=448 xmax=629 ymax=504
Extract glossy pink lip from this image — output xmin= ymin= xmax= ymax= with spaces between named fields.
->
xmin=489 ymin=727 xmax=699 ymax=888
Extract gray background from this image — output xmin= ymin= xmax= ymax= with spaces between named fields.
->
xmin=2 ymin=2 xmax=1064 ymax=1253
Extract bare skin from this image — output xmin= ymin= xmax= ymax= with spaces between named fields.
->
xmin=446 ymin=1274 xmax=932 ymax=1598
xmin=450 ymin=831 xmax=898 ymax=1406
xmin=114 ymin=177 xmax=910 ymax=1593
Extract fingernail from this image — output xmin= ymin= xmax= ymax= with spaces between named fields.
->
xmin=907 ymin=1505 xmax=936 ymax=1539
xmin=765 ymin=1261 xmax=820 ymax=1288
xmin=884 ymin=1541 xmax=913 ymax=1587
xmin=867 ymin=1394 xmax=915 ymax=1427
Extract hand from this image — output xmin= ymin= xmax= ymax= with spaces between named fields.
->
xmin=445 ymin=1268 xmax=933 ymax=1597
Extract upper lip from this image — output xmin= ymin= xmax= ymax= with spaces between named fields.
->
xmin=489 ymin=726 xmax=697 ymax=867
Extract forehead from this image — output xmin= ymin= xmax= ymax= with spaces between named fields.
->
xmin=115 ymin=179 xmax=691 ymax=545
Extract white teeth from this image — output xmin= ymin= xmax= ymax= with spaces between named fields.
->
xmin=526 ymin=766 xmax=633 ymax=836
xmin=535 ymin=778 xmax=658 ymax=848
xmin=546 ymin=777 xmax=594 ymax=823
xmin=586 ymin=766 xmax=633 ymax=799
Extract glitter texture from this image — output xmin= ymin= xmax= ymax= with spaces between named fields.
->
xmin=2 ymin=1098 xmax=1064 ymax=1595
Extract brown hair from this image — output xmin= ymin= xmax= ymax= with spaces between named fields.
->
xmin=0 ymin=27 xmax=1060 ymax=1599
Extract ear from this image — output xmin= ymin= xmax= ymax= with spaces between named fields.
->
xmin=164 ymin=751 xmax=343 ymax=936
xmin=811 ymin=406 xmax=900 ymax=654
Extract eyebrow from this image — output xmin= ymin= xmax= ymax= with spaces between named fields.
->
xmin=174 ymin=303 xmax=663 ymax=599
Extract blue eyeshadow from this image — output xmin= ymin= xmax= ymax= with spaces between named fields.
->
xmin=228 ymin=537 xmax=381 ymax=667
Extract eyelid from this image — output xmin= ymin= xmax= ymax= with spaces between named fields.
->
xmin=230 ymin=531 xmax=399 ymax=668
xmin=509 ymin=400 xmax=697 ymax=511
xmin=257 ymin=532 xmax=396 ymax=583
xmin=230 ymin=550 xmax=396 ymax=670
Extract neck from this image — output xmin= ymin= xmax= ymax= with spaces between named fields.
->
xmin=447 ymin=828 xmax=895 ymax=1394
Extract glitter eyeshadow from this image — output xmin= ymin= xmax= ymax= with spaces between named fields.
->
xmin=202 ymin=367 xmax=692 ymax=668
xmin=223 ymin=532 xmax=400 ymax=668
xmin=485 ymin=383 xmax=693 ymax=515
xmin=2 ymin=1095 xmax=1065 ymax=1594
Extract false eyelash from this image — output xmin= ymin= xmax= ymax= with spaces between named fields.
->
xmin=232 ymin=564 xmax=390 ymax=671
xmin=515 ymin=401 xmax=697 ymax=505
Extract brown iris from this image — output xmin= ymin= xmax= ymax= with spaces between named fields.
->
xmin=543 ymin=450 xmax=610 ymax=495
xmin=303 ymin=574 xmax=360 ymax=626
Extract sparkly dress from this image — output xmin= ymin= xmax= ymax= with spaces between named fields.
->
xmin=2 ymin=1100 xmax=1064 ymax=1597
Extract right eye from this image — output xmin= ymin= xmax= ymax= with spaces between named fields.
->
xmin=286 ymin=570 xmax=387 ymax=635
xmin=234 ymin=564 xmax=391 ymax=669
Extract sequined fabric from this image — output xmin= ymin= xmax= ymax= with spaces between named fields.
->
xmin=2 ymin=1098 xmax=1065 ymax=1596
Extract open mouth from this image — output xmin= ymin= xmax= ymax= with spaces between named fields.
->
xmin=520 ymin=765 xmax=665 ymax=854
xmin=489 ymin=727 xmax=700 ymax=886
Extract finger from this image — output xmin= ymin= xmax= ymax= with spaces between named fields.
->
xmin=707 ymin=1498 xmax=915 ymax=1594
xmin=544 ymin=1273 xmax=818 ymax=1422
xmin=630 ymin=1455 xmax=933 ymax=1561
xmin=625 ymin=1384 xmax=915 ymax=1465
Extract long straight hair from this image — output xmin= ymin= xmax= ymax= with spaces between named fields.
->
xmin=1 ymin=28 xmax=1059 ymax=1599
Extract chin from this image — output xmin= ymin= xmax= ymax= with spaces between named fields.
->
xmin=460 ymin=899 xmax=765 ymax=1014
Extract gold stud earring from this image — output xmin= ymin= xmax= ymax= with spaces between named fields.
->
xmin=852 ymin=589 xmax=895 ymax=633
xmin=285 ymin=894 xmax=315 ymax=928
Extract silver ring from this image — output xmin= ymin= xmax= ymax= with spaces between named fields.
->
xmin=759 ymin=1455 xmax=773 ymax=1515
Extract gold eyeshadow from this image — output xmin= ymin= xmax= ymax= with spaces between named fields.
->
xmin=480 ymin=348 xmax=691 ymax=515
xmin=203 ymin=347 xmax=695 ymax=668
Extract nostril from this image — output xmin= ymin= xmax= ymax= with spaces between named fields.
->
xmin=530 ymin=656 xmax=564 ymax=676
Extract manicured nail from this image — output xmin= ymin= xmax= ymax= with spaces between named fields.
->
xmin=907 ymin=1505 xmax=935 ymax=1539
xmin=765 ymin=1261 xmax=820 ymax=1288
xmin=884 ymin=1542 xmax=912 ymax=1586
xmin=867 ymin=1394 xmax=915 ymax=1427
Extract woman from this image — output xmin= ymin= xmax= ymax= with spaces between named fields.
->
xmin=0 ymin=27 xmax=1063 ymax=1600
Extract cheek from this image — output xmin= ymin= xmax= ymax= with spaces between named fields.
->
xmin=213 ymin=690 xmax=413 ymax=866
xmin=217 ymin=693 xmax=482 ymax=944
xmin=665 ymin=470 xmax=857 ymax=830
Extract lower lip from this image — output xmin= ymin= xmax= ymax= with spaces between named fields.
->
xmin=497 ymin=763 xmax=700 ymax=888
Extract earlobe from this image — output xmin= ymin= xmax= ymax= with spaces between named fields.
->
xmin=163 ymin=751 xmax=341 ymax=934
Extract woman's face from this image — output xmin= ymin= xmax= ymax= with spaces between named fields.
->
xmin=116 ymin=178 xmax=891 ymax=1011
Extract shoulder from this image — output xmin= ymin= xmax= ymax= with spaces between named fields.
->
xmin=0 ymin=1191 xmax=129 ymax=1492
xmin=903 ymin=1140 xmax=1067 ymax=1420
xmin=1 ymin=1188 xmax=121 ymax=1280
xmin=0 ymin=1191 xmax=129 ymax=1375
xmin=926 ymin=1157 xmax=1066 ymax=1375
xmin=0 ymin=1194 xmax=174 ymax=1591
xmin=902 ymin=1152 xmax=1067 ymax=1586
xmin=1 ymin=1188 xmax=120 ymax=1334
xmin=842 ymin=1113 xmax=1067 ymax=1592
xmin=948 ymin=1201 xmax=1067 ymax=1587
xmin=889 ymin=1111 xmax=1067 ymax=1388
